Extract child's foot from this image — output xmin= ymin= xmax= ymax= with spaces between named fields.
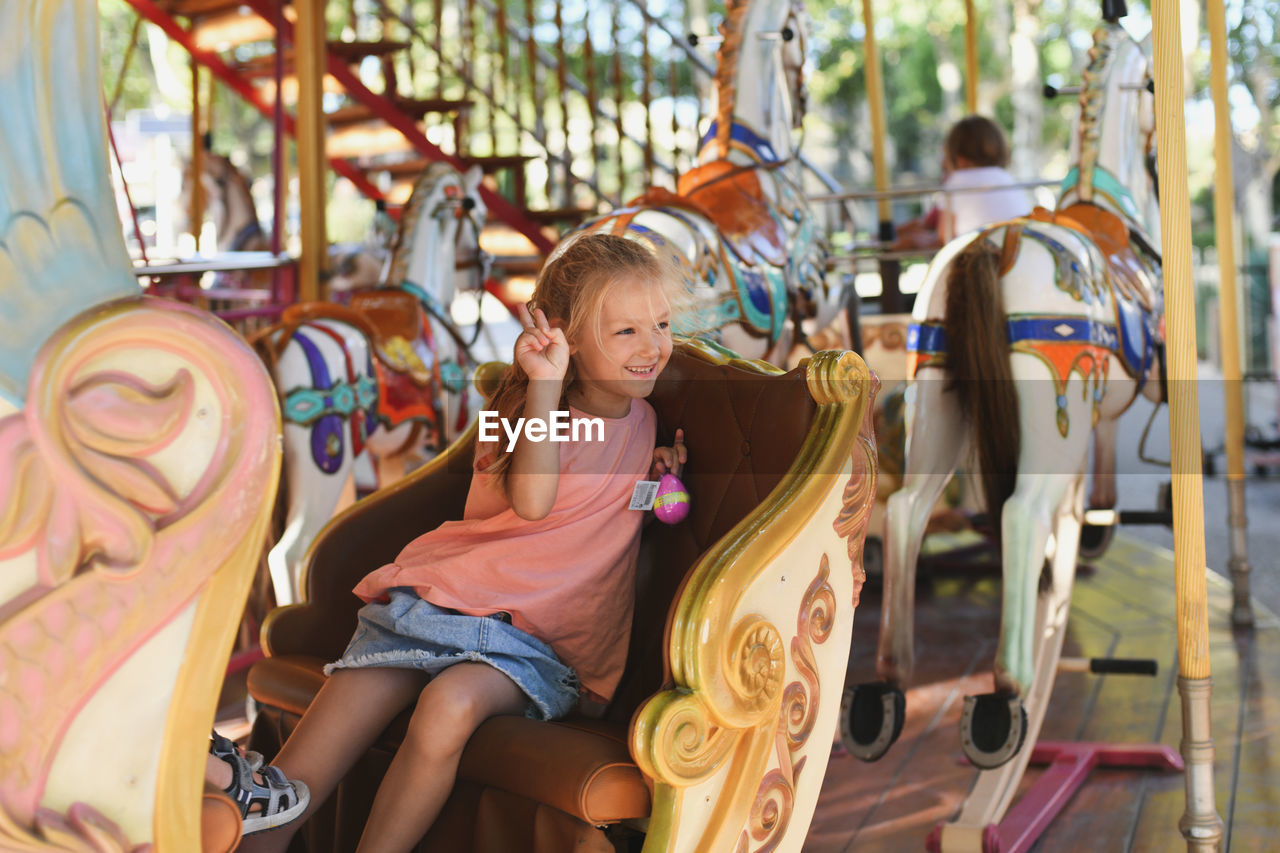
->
xmin=208 ymin=734 xmax=309 ymax=835
xmin=209 ymin=729 xmax=264 ymax=772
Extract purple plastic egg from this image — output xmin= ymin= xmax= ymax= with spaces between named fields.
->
xmin=653 ymin=472 xmax=691 ymax=525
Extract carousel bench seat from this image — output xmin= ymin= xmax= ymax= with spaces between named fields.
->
xmin=247 ymin=341 xmax=877 ymax=852
xmin=248 ymin=657 xmax=648 ymax=826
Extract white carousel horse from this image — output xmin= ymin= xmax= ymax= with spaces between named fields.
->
xmin=844 ymin=20 xmax=1163 ymax=796
xmin=566 ymin=0 xmax=848 ymax=363
xmin=255 ymin=162 xmax=490 ymax=606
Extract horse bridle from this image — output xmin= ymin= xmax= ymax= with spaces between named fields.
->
xmin=448 ymin=194 xmax=493 ymax=350
xmin=413 ymin=190 xmax=493 ymax=356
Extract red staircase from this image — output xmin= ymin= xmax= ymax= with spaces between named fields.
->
xmin=124 ymin=0 xmax=717 ymax=262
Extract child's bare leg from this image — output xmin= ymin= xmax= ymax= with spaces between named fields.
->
xmin=238 ymin=666 xmax=428 ymax=853
xmin=206 ymin=753 xmax=232 ymax=789
xmin=356 ymin=662 xmax=526 ymax=853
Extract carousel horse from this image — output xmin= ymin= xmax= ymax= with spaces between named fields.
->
xmin=568 ymin=0 xmax=848 ymax=363
xmin=844 ymin=20 xmax=1163 ymax=791
xmin=183 ymin=150 xmax=385 ymax=290
xmin=253 ymin=162 xmax=490 ymax=606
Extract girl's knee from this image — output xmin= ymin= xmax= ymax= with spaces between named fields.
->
xmin=404 ymin=683 xmax=487 ymax=754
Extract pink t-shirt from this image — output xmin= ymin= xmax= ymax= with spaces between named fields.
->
xmin=352 ymin=400 xmax=657 ymax=701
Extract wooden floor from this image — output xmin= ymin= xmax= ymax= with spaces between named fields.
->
xmin=806 ymin=532 xmax=1280 ymax=852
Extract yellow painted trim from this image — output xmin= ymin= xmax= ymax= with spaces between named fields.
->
xmin=155 ymin=464 xmax=280 ymax=847
xmin=678 ymin=336 xmax=786 ymax=376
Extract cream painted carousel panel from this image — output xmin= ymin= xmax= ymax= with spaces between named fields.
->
xmin=0 ymin=0 xmax=283 ymax=848
xmin=633 ymin=351 xmax=878 ymax=853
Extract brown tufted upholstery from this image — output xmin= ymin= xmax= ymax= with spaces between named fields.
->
xmin=247 ymin=344 xmax=818 ymax=852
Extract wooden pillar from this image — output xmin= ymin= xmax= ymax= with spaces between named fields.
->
xmin=190 ymin=57 xmax=204 ymax=249
xmin=1206 ymin=0 xmax=1253 ymax=628
xmin=963 ymin=0 xmax=978 ymax=114
xmin=860 ymin=0 xmax=901 ymax=312
xmin=1149 ymin=0 xmax=1225 ymax=847
xmin=294 ymin=0 xmax=327 ymax=300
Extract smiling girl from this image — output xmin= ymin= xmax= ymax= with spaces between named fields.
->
xmin=241 ymin=233 xmax=689 ymax=853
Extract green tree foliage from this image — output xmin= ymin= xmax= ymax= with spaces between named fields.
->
xmin=803 ymin=0 xmax=1152 ymax=214
xmin=100 ymin=0 xmax=156 ymax=115
xmin=1189 ymin=0 xmax=1279 ymax=248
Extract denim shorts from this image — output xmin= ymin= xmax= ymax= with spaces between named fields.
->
xmin=324 ymin=587 xmax=580 ymax=720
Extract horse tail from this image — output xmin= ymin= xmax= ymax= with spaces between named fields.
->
xmin=944 ymin=233 xmax=1019 ymax=524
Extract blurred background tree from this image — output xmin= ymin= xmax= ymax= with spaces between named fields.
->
xmin=98 ymin=0 xmax=1276 ymax=253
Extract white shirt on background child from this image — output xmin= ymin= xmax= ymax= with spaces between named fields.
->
xmin=937 ymin=166 xmax=1035 ymax=236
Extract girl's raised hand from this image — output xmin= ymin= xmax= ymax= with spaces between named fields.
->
xmin=514 ymin=303 xmax=570 ymax=382
xmin=650 ymin=428 xmax=687 ymax=478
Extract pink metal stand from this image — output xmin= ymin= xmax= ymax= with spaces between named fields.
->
xmin=925 ymin=741 xmax=1184 ymax=853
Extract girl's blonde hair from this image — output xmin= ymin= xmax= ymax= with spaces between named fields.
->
xmin=481 ymin=231 xmax=690 ymax=484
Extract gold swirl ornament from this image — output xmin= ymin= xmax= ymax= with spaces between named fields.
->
xmin=726 ymin=617 xmax=787 ymax=714
xmin=631 ymin=691 xmax=736 ymax=788
xmin=806 ymin=350 xmax=871 ymax=406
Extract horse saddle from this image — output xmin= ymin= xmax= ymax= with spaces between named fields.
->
xmin=673 ymin=160 xmax=788 ymax=268
xmin=349 ymin=289 xmax=433 ymax=387
xmin=1027 ymin=204 xmax=1163 ymax=383
xmin=1029 ymin=204 xmax=1157 ymax=313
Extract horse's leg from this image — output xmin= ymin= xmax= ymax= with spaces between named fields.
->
xmin=842 ymin=365 xmax=970 ymax=761
xmin=951 ymin=474 xmax=1084 ymax=827
xmin=960 ymin=363 xmax=1091 ymax=770
xmin=1080 ymin=414 xmax=1119 ymax=559
xmin=268 ymin=421 xmax=354 ymax=606
xmin=1089 ymin=415 xmax=1119 ymax=509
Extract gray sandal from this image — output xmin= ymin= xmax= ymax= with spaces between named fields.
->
xmin=210 ymin=732 xmax=309 ymax=835
xmin=233 ymin=764 xmax=310 ymax=835
xmin=209 ymin=730 xmax=264 ymax=772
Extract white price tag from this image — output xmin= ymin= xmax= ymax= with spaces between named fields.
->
xmin=629 ymin=480 xmax=659 ymax=511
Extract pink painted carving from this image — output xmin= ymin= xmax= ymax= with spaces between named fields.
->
xmin=0 ymin=298 xmax=278 ymax=842
xmin=834 ymin=375 xmax=880 ymax=609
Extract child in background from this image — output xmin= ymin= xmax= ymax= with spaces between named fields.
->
xmin=894 ymin=115 xmax=1034 ymax=249
xmin=240 ymin=233 xmax=688 ymax=853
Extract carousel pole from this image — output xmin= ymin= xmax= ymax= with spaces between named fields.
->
xmin=295 ymin=0 xmax=327 ymax=301
xmin=1206 ymin=0 xmax=1254 ymax=628
xmin=190 ymin=58 xmax=204 ymax=250
xmin=1146 ymin=0 xmax=1226 ymax=847
xmin=860 ymin=0 xmax=901 ymax=312
xmin=963 ymin=0 xmax=978 ymax=114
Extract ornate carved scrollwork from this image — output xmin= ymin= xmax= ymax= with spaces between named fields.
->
xmin=742 ymin=557 xmax=835 ymax=851
xmin=639 ymin=693 xmax=735 ymax=787
xmin=835 ymin=370 xmax=880 ymax=604
xmin=806 ymin=350 xmax=868 ymax=407
xmin=0 ymin=300 xmax=280 ymax=848
xmin=632 ymin=346 xmax=876 ymax=853
xmin=727 ymin=618 xmax=786 ymax=715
